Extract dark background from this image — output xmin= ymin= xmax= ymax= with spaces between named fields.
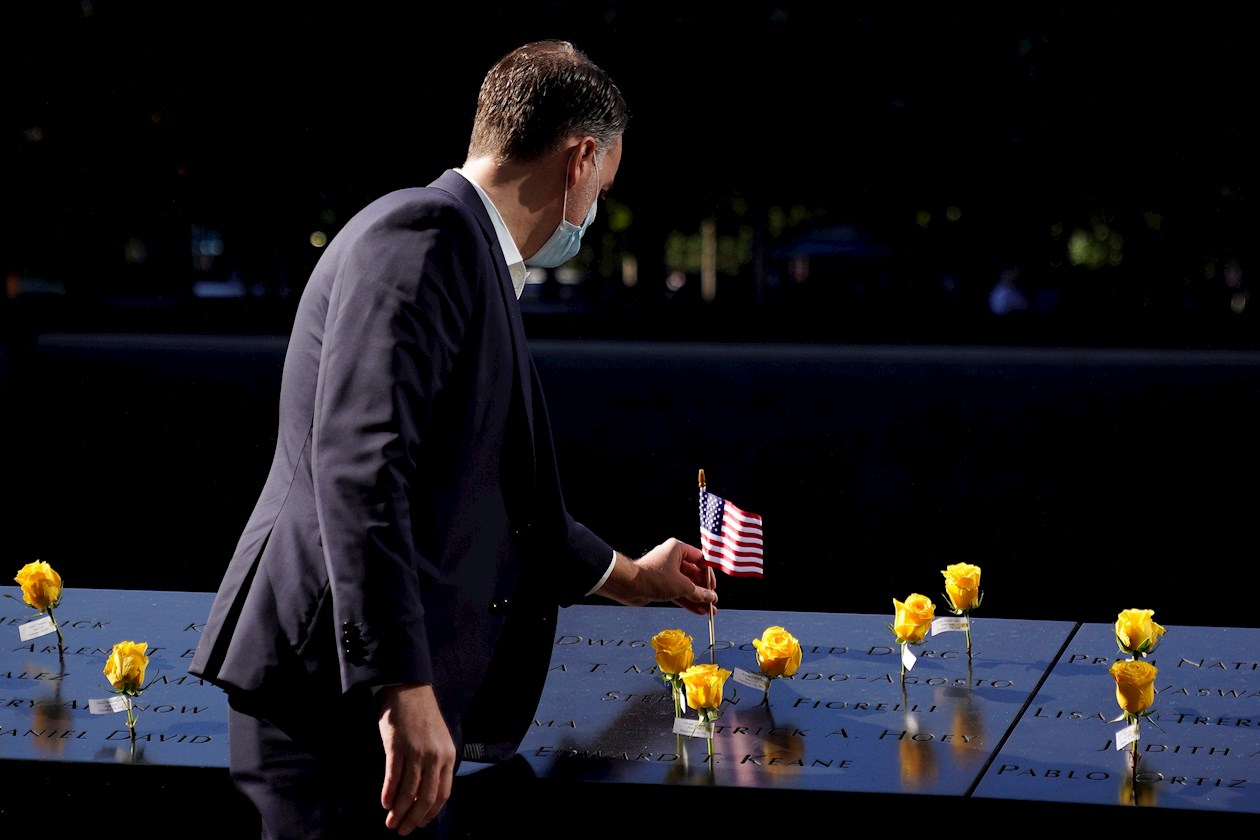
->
xmin=1 ymin=4 xmax=1256 ymax=630
xmin=4 ymin=3 xmax=1253 ymax=340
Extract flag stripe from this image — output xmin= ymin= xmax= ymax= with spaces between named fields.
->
xmin=699 ymin=487 xmax=764 ymax=578
xmin=699 ymin=535 xmax=762 ymax=559
xmin=700 ymin=541 xmax=763 ymax=572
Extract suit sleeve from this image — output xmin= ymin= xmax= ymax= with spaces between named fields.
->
xmin=311 ymin=200 xmax=481 ymax=694
xmin=526 ymin=363 xmax=619 ymax=604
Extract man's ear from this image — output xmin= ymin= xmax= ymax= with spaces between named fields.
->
xmin=568 ymin=137 xmax=598 ymax=186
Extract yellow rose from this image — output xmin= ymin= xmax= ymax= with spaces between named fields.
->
xmin=892 ymin=593 xmax=936 ymax=645
xmin=650 ymin=628 xmax=694 ymax=676
xmin=941 ymin=562 xmax=982 ymax=612
xmin=104 ymin=641 xmax=150 ymax=694
xmin=1115 ymin=608 xmax=1165 ymax=657
xmin=1109 ymin=659 xmax=1157 ymax=715
xmin=679 ymin=662 xmax=731 ymax=713
xmin=14 ymin=560 xmax=62 ymax=612
xmin=753 ymin=625 xmax=802 ymax=678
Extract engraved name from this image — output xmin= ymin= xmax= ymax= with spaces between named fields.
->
xmin=1167 ymin=714 xmax=1257 ymax=727
xmin=997 ymin=763 xmax=1247 ymax=787
xmin=11 ymin=644 xmax=167 ymax=656
xmin=1156 ymin=686 xmax=1260 ymax=698
xmin=1 ymin=618 xmax=109 ymax=629
xmin=793 ymin=699 xmax=938 ymax=713
xmin=2 ymin=698 xmax=211 ymax=713
xmin=1032 ymin=707 xmax=1109 ymax=721
xmin=879 ymin=729 xmax=973 ymax=743
xmin=530 ymin=746 xmax=853 ymax=768
xmin=1177 ymin=658 xmax=1260 ymax=671
xmin=104 ymin=731 xmax=213 ymax=743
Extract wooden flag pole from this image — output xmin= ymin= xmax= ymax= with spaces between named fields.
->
xmin=699 ymin=468 xmax=716 ymax=662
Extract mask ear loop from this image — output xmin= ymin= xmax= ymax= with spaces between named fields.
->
xmin=559 ymin=147 xmax=577 ymax=226
xmin=573 ymin=141 xmax=601 ymax=224
xmin=591 ymin=153 xmax=601 ymax=211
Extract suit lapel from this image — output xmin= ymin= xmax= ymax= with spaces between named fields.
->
xmin=428 ymin=169 xmax=537 ymax=487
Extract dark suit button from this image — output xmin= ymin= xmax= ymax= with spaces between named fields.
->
xmin=490 ymin=598 xmax=509 ymax=612
xmin=342 ymin=622 xmax=365 ymax=657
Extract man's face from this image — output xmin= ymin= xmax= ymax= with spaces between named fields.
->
xmin=565 ymin=134 xmax=622 ymax=228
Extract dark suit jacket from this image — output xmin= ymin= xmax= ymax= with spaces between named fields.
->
xmin=189 ymin=170 xmax=613 ymax=755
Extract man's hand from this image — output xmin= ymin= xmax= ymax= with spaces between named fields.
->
xmin=377 ymin=683 xmax=456 ymax=835
xmin=595 ymin=538 xmax=718 ymax=616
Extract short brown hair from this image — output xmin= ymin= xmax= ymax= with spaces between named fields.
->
xmin=467 ymin=40 xmax=629 ymax=165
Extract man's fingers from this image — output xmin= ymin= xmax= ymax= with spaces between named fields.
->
xmin=675 ymin=591 xmax=718 ymax=616
xmin=383 ymin=763 xmax=423 ymax=829
xmin=376 ymin=683 xmax=456 ymax=834
xmin=414 ymin=764 xmax=451 ymax=829
xmin=379 ymin=751 xmax=399 ymax=810
xmin=391 ymin=756 xmax=453 ymax=835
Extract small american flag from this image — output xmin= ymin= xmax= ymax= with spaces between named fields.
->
xmin=699 ymin=488 xmax=764 ymax=578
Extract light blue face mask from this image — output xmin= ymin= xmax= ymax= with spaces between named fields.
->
xmin=526 ymin=155 xmax=600 ymax=269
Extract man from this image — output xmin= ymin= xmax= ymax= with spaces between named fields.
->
xmin=189 ymin=40 xmax=718 ymax=838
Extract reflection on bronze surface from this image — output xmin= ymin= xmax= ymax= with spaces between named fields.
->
xmin=945 ymin=662 xmax=985 ymax=759
xmin=1118 ymin=754 xmax=1162 ymax=807
xmin=29 ymin=658 xmax=71 ymax=756
xmin=761 ymin=726 xmax=807 ymax=779
xmin=92 ymin=738 xmax=146 ymax=764
xmin=30 ymin=695 xmax=73 ymax=757
xmin=897 ymin=705 xmax=939 ymax=791
xmin=664 ymin=733 xmax=716 ymax=786
xmin=898 ymin=732 xmax=939 ymax=790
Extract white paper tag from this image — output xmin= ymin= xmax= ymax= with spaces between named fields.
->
xmin=931 ymin=615 xmax=968 ymax=636
xmin=1114 ymin=721 xmax=1141 ymax=750
xmin=672 ymin=717 xmax=714 ymax=739
xmin=88 ymin=695 xmax=130 ymax=715
xmin=901 ymin=643 xmax=918 ymax=671
xmin=732 ymin=667 xmax=770 ymax=693
xmin=18 ymin=615 xmax=56 ymax=641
